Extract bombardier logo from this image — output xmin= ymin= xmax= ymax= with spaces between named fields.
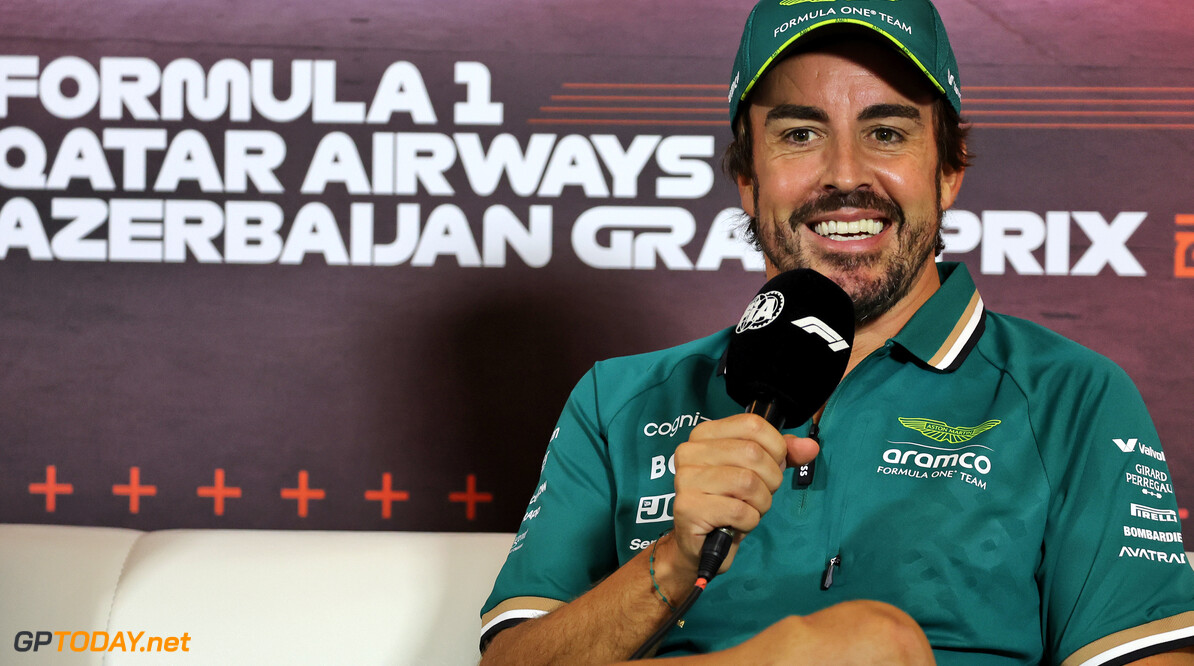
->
xmin=899 ymin=418 xmax=1000 ymax=444
xmin=793 ymin=316 xmax=849 ymax=352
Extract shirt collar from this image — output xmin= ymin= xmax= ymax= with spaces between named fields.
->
xmin=890 ymin=261 xmax=986 ymax=372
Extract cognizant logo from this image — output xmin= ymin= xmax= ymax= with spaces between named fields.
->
xmin=643 ymin=411 xmax=709 ymax=437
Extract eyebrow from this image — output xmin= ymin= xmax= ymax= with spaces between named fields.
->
xmin=765 ymin=104 xmax=828 ymax=124
xmin=764 ymin=103 xmax=924 ymax=125
xmin=857 ymin=103 xmax=923 ymax=124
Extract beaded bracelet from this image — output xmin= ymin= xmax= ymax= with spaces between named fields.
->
xmin=648 ymin=529 xmax=676 ymax=611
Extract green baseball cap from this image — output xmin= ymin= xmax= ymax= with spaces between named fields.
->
xmin=728 ymin=0 xmax=962 ymax=124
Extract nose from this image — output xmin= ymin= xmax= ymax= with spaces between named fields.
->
xmin=820 ymin=134 xmax=870 ymax=193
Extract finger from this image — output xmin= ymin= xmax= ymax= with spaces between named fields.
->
xmin=785 ymin=435 xmax=821 ymax=467
xmin=672 ymin=491 xmax=765 ymax=541
xmin=675 ymin=464 xmax=777 ymax=516
xmin=688 ymin=413 xmax=788 ymax=467
xmin=675 ymin=438 xmax=785 ymax=492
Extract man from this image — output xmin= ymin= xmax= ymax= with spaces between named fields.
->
xmin=480 ymin=1 xmax=1194 ymax=663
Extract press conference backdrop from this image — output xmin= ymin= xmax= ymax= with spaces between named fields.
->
xmin=1 ymin=1 xmax=1192 ymax=536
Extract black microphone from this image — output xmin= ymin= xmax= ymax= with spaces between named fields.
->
xmin=698 ymin=268 xmax=855 ymax=582
xmin=629 ymin=269 xmax=857 ymax=660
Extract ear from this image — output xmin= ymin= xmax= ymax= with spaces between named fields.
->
xmin=738 ymin=172 xmax=756 ymax=217
xmin=938 ymin=165 xmax=965 ymax=211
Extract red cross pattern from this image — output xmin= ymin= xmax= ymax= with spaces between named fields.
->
xmin=364 ymin=473 xmax=410 ymax=519
xmin=112 ymin=466 xmax=158 ymax=514
xmin=28 ymin=465 xmax=74 ymax=512
xmin=197 ymin=468 xmax=242 ymax=516
xmin=280 ymin=470 xmax=325 ymax=518
xmin=449 ymin=474 xmax=493 ymax=520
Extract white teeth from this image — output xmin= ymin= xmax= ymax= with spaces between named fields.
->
xmin=813 ymin=219 xmax=884 ymax=239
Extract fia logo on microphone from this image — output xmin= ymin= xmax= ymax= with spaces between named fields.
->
xmin=736 ymin=290 xmax=785 ymax=334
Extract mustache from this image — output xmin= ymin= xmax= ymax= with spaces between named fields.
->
xmin=786 ymin=190 xmax=903 ymax=230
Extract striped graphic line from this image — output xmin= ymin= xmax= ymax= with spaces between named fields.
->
xmin=967 ymin=110 xmax=1194 ymax=117
xmin=965 ymin=86 xmax=1194 ymax=93
xmin=562 ymin=82 xmax=726 ymax=90
xmin=970 ymin=122 xmax=1194 ymax=130
xmin=555 ymin=84 xmax=1194 ymax=94
xmin=550 ymin=94 xmax=724 ymax=102
xmin=527 ymin=118 xmax=725 ymax=126
xmin=964 ymin=98 xmax=1194 ymax=105
xmin=532 ymin=83 xmax=1194 ymax=129
xmin=540 ymin=106 xmax=723 ymax=114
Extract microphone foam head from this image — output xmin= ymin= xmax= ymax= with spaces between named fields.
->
xmin=724 ymin=269 xmax=855 ymax=426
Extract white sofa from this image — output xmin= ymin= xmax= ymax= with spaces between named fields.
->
xmin=0 ymin=524 xmax=515 ymax=665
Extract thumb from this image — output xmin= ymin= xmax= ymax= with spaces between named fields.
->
xmin=785 ymin=434 xmax=820 ymax=467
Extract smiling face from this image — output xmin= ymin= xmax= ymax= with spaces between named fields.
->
xmin=738 ymin=36 xmax=964 ymax=324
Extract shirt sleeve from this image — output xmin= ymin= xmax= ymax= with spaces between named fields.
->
xmin=1036 ymin=358 xmax=1194 ymax=665
xmin=479 ymin=367 xmax=620 ymax=650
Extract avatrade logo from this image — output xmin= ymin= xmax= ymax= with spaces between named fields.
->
xmin=1114 ymin=438 xmax=1166 ymax=461
xmin=736 ymin=291 xmax=784 ymax=333
xmin=1119 ymin=546 xmax=1186 ymax=565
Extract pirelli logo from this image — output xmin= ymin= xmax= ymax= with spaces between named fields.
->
xmin=1131 ymin=503 xmax=1179 ymax=523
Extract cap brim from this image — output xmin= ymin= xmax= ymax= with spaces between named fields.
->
xmin=734 ymin=19 xmax=950 ymax=124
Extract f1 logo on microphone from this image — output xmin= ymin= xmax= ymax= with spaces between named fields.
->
xmin=793 ymin=316 xmax=849 ymax=352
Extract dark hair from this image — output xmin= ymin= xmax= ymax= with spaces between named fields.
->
xmin=722 ymin=97 xmax=972 ymax=249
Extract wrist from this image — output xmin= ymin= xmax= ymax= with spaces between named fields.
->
xmin=648 ymin=532 xmax=698 ymax=603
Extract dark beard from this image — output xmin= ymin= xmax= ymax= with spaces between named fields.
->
xmin=756 ymin=187 xmax=942 ymax=323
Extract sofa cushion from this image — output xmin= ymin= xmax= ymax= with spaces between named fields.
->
xmin=1 ymin=525 xmax=514 ymax=665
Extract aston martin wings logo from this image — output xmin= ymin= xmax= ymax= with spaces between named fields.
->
xmin=898 ymin=418 xmax=1001 ymax=444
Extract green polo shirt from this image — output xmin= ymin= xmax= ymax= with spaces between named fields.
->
xmin=481 ymin=263 xmax=1194 ymax=664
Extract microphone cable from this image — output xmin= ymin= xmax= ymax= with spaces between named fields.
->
xmin=628 ymin=528 xmax=735 ymax=660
